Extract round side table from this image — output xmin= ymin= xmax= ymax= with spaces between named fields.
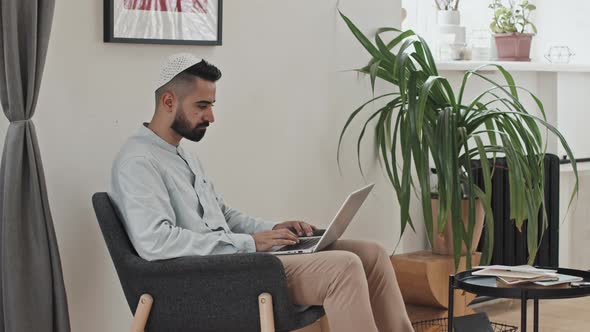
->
xmin=448 ymin=267 xmax=590 ymax=332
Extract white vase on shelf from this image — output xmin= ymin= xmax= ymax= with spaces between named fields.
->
xmin=469 ymin=28 xmax=493 ymax=61
xmin=436 ymin=10 xmax=467 ymax=61
xmin=437 ymin=10 xmax=460 ymax=25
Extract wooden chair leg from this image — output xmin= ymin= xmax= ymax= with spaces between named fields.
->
xmin=129 ymin=294 xmax=153 ymax=332
xmin=259 ymin=292 xmax=275 ymax=332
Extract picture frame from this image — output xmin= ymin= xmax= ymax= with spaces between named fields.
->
xmin=104 ymin=0 xmax=223 ymax=45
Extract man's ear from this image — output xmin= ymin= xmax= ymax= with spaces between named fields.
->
xmin=161 ymin=92 xmax=175 ymax=112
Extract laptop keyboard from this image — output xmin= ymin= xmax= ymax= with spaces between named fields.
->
xmin=276 ymin=237 xmax=320 ymax=252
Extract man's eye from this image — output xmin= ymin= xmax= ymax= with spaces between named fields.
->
xmin=198 ymin=104 xmax=209 ymax=110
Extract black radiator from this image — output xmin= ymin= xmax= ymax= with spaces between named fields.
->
xmin=474 ymin=154 xmax=560 ymax=267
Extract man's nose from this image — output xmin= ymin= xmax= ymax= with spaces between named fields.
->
xmin=205 ymin=107 xmax=215 ymax=123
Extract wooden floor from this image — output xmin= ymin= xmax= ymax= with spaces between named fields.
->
xmin=295 ymin=297 xmax=590 ymax=332
xmin=474 ymin=297 xmax=590 ymax=331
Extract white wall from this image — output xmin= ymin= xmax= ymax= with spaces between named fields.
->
xmin=0 ymin=1 xmax=428 ymax=331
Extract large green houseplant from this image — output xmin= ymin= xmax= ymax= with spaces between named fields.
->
xmin=337 ymin=12 xmax=579 ymax=269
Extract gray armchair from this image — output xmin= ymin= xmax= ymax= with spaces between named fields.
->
xmin=92 ymin=192 xmax=325 ymax=332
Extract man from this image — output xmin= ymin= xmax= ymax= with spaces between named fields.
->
xmin=110 ymin=53 xmax=413 ymax=332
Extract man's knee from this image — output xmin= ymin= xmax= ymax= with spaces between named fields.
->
xmin=329 ymin=251 xmax=365 ymax=278
xmin=362 ymin=240 xmax=388 ymax=256
xmin=321 ymin=251 xmax=365 ymax=296
xmin=333 ymin=250 xmax=363 ymax=267
xmin=347 ymin=240 xmax=389 ymax=266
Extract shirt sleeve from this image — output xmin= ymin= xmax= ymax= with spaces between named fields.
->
xmin=110 ymin=156 xmax=256 ymax=261
xmin=214 ymin=190 xmax=279 ymax=234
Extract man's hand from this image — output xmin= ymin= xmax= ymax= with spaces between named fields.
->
xmin=252 ymin=229 xmax=300 ymax=252
xmin=273 ymin=220 xmax=317 ymax=237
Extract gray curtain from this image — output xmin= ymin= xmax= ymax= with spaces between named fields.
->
xmin=0 ymin=1 xmax=71 ymax=332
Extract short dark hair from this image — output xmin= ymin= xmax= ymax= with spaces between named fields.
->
xmin=155 ymin=60 xmax=222 ymax=104
xmin=183 ymin=60 xmax=222 ymax=82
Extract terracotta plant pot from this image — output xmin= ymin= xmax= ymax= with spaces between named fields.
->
xmin=494 ymin=33 xmax=534 ymax=61
xmin=431 ymin=198 xmax=485 ymax=256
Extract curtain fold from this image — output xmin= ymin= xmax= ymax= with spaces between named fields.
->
xmin=0 ymin=1 xmax=71 ymax=331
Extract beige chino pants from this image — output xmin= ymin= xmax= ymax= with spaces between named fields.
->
xmin=278 ymin=240 xmax=413 ymax=332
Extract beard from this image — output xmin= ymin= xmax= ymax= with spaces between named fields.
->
xmin=171 ymin=107 xmax=209 ymax=142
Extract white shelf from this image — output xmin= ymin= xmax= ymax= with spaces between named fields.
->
xmin=560 ymin=163 xmax=590 ymax=173
xmin=436 ymin=60 xmax=590 ymax=73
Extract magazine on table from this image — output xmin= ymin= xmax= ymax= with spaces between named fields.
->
xmin=474 ymin=265 xmax=557 ymax=279
xmin=474 ymin=265 xmax=582 ymax=287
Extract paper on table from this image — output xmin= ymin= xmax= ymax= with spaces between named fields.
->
xmin=533 ymin=274 xmax=583 ymax=286
xmin=498 ymin=275 xmax=559 ymax=285
xmin=474 ymin=269 xmax=554 ymax=279
xmin=476 ymin=265 xmax=557 ymax=274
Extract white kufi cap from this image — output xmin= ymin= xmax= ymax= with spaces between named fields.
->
xmin=155 ymin=53 xmax=203 ymax=91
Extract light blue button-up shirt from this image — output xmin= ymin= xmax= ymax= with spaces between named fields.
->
xmin=109 ymin=124 xmax=278 ymax=261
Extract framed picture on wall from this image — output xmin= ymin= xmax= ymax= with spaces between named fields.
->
xmin=104 ymin=0 xmax=222 ymax=45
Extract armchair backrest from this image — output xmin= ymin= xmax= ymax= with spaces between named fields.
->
xmin=92 ymin=192 xmax=143 ymax=311
xmin=92 ymin=192 xmax=138 ymax=261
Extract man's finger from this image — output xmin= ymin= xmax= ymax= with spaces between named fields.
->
xmin=292 ymin=222 xmax=304 ymax=236
xmin=276 ymin=229 xmax=289 ymax=236
xmin=273 ymin=239 xmax=297 ymax=246
xmin=277 ymin=229 xmax=298 ymax=241
xmin=300 ymin=222 xmax=314 ymax=236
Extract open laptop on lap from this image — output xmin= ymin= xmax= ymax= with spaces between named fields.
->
xmin=271 ymin=183 xmax=374 ymax=255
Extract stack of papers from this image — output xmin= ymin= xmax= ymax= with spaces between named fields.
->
xmin=474 ymin=265 xmax=583 ymax=286
xmin=534 ymin=274 xmax=584 ymax=287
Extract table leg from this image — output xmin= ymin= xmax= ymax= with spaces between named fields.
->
xmin=534 ymin=298 xmax=539 ymax=332
xmin=448 ymin=275 xmax=454 ymax=332
xmin=521 ymin=291 xmax=528 ymax=332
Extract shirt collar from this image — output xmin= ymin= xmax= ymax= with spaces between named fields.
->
xmin=136 ymin=123 xmax=179 ymax=154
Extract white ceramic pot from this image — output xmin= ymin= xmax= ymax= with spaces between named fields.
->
xmin=437 ymin=10 xmax=460 ymax=26
xmin=438 ymin=24 xmax=466 ymax=45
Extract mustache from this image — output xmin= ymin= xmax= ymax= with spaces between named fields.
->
xmin=197 ymin=122 xmax=210 ymax=129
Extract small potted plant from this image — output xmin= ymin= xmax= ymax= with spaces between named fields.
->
xmin=489 ymin=0 xmax=538 ymax=61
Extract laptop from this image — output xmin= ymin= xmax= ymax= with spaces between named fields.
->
xmin=271 ymin=183 xmax=374 ymax=255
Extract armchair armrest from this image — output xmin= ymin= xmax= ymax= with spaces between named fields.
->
xmin=118 ymin=253 xmax=301 ymax=332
